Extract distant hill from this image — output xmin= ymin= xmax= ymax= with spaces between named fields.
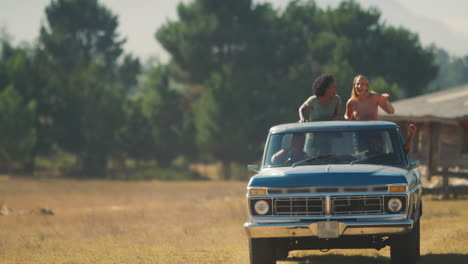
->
xmin=311 ymin=0 xmax=468 ymax=56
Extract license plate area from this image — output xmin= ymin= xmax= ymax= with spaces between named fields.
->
xmin=317 ymin=221 xmax=339 ymax=239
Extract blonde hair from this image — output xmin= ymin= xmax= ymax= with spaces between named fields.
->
xmin=351 ymin=75 xmax=369 ymax=99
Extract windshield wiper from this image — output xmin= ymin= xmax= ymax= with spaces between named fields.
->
xmin=292 ymin=155 xmax=332 ymax=167
xmin=350 ymin=153 xmax=386 ymax=165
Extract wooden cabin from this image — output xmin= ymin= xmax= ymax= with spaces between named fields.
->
xmin=380 ymin=84 xmax=468 ymax=197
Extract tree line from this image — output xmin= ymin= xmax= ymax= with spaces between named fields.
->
xmin=0 ymin=0 xmax=462 ymax=179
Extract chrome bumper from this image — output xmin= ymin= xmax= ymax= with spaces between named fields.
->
xmin=244 ymin=219 xmax=414 ymax=238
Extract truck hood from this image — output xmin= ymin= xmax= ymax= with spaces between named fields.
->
xmin=248 ymin=164 xmax=408 ymax=188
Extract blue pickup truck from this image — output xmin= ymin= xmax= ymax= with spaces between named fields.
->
xmin=245 ymin=121 xmax=422 ymax=264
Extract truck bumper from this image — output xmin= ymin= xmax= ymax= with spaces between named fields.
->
xmin=244 ymin=219 xmax=414 ymax=238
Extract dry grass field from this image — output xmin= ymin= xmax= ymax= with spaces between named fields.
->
xmin=1 ymin=177 xmax=468 ymax=264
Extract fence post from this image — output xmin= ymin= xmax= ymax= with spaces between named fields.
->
xmin=442 ymin=168 xmax=450 ymax=199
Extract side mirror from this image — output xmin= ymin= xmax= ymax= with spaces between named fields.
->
xmin=409 ymin=160 xmax=420 ymax=170
xmin=248 ymin=164 xmax=259 ymax=172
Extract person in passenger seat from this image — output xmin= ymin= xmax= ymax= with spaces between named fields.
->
xmin=367 ymin=134 xmax=385 ymax=156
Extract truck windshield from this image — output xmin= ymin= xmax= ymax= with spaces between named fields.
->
xmin=263 ymin=129 xmax=403 ymax=167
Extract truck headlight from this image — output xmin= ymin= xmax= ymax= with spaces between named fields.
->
xmin=387 ymin=198 xmax=403 ymax=213
xmin=254 ymin=200 xmax=270 ymax=215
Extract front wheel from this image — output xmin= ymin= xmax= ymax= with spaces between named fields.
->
xmin=390 ymin=219 xmax=420 ymax=264
xmin=249 ymin=238 xmax=276 ymax=264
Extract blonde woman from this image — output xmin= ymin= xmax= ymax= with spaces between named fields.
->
xmin=344 ymin=75 xmax=394 ymax=120
xmin=345 ymin=75 xmax=417 ymax=153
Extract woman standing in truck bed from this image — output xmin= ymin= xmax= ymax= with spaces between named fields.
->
xmin=298 ymin=74 xmax=342 ymax=122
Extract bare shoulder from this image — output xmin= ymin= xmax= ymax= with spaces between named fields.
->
xmin=368 ymin=91 xmax=381 ymax=102
xmin=346 ymin=98 xmax=357 ymax=108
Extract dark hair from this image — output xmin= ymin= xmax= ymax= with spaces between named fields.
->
xmin=292 ymin=133 xmax=305 ymax=141
xmin=312 ymin=74 xmax=335 ymax=97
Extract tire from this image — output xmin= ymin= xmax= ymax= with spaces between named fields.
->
xmin=390 ymin=219 xmax=420 ymax=264
xmin=249 ymin=238 xmax=276 ymax=264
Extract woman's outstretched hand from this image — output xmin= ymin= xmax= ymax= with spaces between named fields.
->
xmin=381 ymin=93 xmax=390 ymax=101
xmin=409 ymin=123 xmax=418 ymax=136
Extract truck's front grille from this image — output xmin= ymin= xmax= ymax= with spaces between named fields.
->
xmin=274 ymin=197 xmax=325 ymax=216
xmin=331 ymin=195 xmax=383 ymax=215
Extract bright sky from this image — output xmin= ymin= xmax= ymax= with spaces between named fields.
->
xmin=1 ymin=0 xmax=468 ymax=62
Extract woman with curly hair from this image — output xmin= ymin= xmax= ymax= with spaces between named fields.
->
xmin=298 ymin=74 xmax=341 ymax=122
